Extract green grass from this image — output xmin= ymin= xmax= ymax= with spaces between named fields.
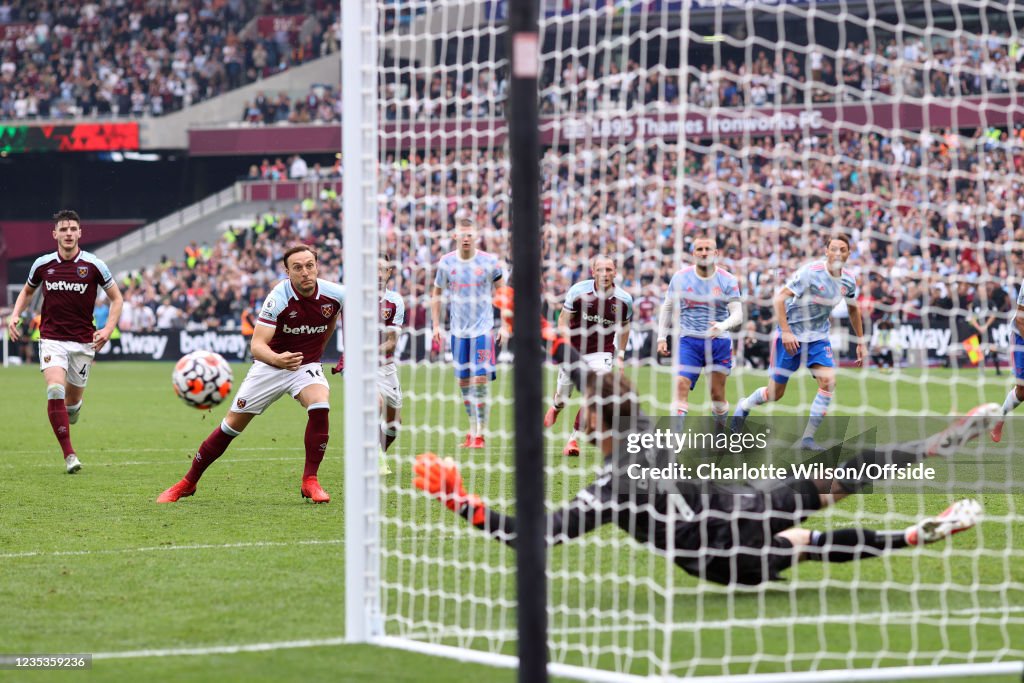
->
xmin=1 ymin=361 xmax=1022 ymax=682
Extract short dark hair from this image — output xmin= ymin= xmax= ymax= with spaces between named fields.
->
xmin=282 ymin=245 xmax=317 ymax=269
xmin=53 ymin=209 xmax=81 ymax=226
xmin=829 ymin=233 xmax=851 ymax=248
xmin=583 ymin=370 xmax=640 ymax=432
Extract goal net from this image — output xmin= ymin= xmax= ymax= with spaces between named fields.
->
xmin=346 ymin=0 xmax=1024 ymax=679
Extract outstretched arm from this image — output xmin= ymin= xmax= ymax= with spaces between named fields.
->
xmin=413 ymin=453 xmax=613 ymax=547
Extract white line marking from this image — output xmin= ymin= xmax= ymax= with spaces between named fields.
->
xmin=3 ymin=446 xmax=304 ymax=456
xmin=85 ymin=604 xmax=1024 ymax=662
xmin=0 ymin=539 xmax=344 ymax=560
xmin=93 ymin=637 xmax=347 ymax=660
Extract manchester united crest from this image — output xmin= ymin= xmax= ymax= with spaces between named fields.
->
xmin=77 ymin=266 xmax=89 ymax=278
xmin=321 ymin=303 xmax=335 ymax=318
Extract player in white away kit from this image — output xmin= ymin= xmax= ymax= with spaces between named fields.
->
xmin=543 ymin=256 xmax=633 ymax=456
xmin=431 ymin=218 xmax=505 ymax=448
xmin=7 ymin=209 xmax=124 ymax=474
xmin=990 ymin=277 xmax=1024 ymax=442
xmin=732 ymin=235 xmax=866 ymax=451
xmin=158 ymin=245 xmax=343 ymax=503
xmin=657 ymin=236 xmax=742 ymax=425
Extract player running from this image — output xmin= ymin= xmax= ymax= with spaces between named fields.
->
xmin=431 ymin=218 xmax=505 ymax=448
xmin=7 ymin=209 xmax=124 ymax=474
xmin=543 ymin=256 xmax=633 ymax=456
xmin=377 ymin=259 xmax=405 ymax=474
xmin=732 ymin=235 xmax=867 ymax=451
xmin=414 ymin=335 xmax=995 ymax=586
xmin=990 ymin=277 xmax=1024 ymax=442
xmin=157 ymin=245 xmax=343 ymax=503
xmin=656 ymin=236 xmax=742 ymax=425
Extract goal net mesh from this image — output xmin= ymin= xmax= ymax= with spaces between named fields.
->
xmin=370 ymin=0 xmax=1024 ymax=677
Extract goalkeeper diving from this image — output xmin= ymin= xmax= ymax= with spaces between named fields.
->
xmin=413 ymin=294 xmax=998 ymax=585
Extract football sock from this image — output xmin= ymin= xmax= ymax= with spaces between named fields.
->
xmin=806 ymin=528 xmax=908 ymax=562
xmin=741 ymin=387 xmax=769 ymax=412
xmin=712 ymin=401 xmax=729 ymax=431
xmin=675 ymin=401 xmax=689 ymax=417
xmin=802 ymin=389 xmax=833 ymax=440
xmin=46 ymin=384 xmax=75 ymax=458
xmin=66 ymin=400 xmax=82 ymax=419
xmin=185 ymin=419 xmax=241 ymax=484
xmin=473 ymin=384 xmax=488 ymax=436
xmin=381 ymin=423 xmax=398 ymax=452
xmin=554 ymin=376 xmax=572 ymax=408
xmin=460 ymin=384 xmax=474 ymax=435
xmin=303 ymin=403 xmax=330 ymax=479
xmin=1001 ymin=388 xmax=1022 ymax=415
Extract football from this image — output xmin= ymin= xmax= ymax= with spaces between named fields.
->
xmin=171 ymin=350 xmax=234 ymax=410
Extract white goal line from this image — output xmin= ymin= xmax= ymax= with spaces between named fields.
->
xmin=0 ymin=539 xmax=344 ymax=560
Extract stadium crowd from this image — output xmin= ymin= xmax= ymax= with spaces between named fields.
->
xmin=377 ymin=28 xmax=1024 ymax=122
xmin=0 ymin=0 xmax=339 ymax=119
xmin=106 ymin=118 xmax=1024 ymax=370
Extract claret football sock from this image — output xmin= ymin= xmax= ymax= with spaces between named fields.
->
xmin=303 ymin=404 xmax=330 ymax=479
xmin=185 ymin=420 xmax=241 ymax=484
xmin=46 ymin=384 xmax=75 ymax=458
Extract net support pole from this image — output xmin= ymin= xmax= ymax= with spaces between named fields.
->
xmin=507 ymin=3 xmax=546 ymax=683
xmin=343 ymin=0 xmax=380 ymax=643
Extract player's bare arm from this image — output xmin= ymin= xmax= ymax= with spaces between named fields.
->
xmin=847 ymin=298 xmax=867 ymax=366
xmin=616 ymin=320 xmax=631 ymax=365
xmin=251 ymin=324 xmax=303 ymax=370
xmin=93 ymin=282 xmax=124 ymax=352
xmin=774 ymin=287 xmax=798 ymax=353
xmin=431 ymin=285 xmax=444 ymax=345
xmin=381 ymin=328 xmax=398 ymax=356
xmin=656 ymin=294 xmax=673 ymax=356
xmin=6 ymin=283 xmax=37 ymax=342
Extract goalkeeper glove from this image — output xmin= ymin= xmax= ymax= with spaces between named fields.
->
xmin=413 ymin=452 xmax=484 ymax=523
xmin=331 ymin=354 xmax=344 ymax=375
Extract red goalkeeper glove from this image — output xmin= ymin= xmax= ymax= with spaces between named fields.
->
xmin=413 ymin=453 xmax=484 ymax=523
xmin=331 ymin=354 xmax=344 ymax=375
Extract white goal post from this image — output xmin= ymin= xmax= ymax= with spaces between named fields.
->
xmin=344 ymin=0 xmax=1024 ymax=680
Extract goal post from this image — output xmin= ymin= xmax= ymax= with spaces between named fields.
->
xmin=352 ymin=0 xmax=1024 ymax=680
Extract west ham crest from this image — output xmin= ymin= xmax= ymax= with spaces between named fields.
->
xmin=236 ymin=398 xmax=247 ymax=409
xmin=77 ymin=266 xmax=89 ymax=278
xmin=43 ymin=355 xmax=51 ymax=363
xmin=321 ymin=303 xmax=335 ymax=318
xmin=382 ymin=307 xmax=393 ymax=321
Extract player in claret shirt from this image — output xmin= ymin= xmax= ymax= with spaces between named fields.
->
xmin=543 ymin=255 xmax=633 ymax=456
xmin=377 ymin=258 xmax=405 ymax=475
xmin=157 ymin=245 xmax=343 ymax=503
xmin=7 ymin=209 xmax=124 ymax=474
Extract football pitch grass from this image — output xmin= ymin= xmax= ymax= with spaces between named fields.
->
xmin=1 ymin=361 xmax=1022 ymax=682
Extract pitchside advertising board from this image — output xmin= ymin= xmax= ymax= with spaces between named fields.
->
xmin=87 ymin=323 xmax=1020 ymax=363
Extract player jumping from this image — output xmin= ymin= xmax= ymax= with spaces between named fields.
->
xmin=543 ymin=255 xmax=633 ymax=456
xmin=158 ymin=245 xmax=343 ymax=503
xmin=732 ymin=235 xmax=867 ymax=451
xmin=7 ymin=209 xmax=124 ymax=474
xmin=414 ymin=332 xmax=995 ymax=586
xmin=431 ymin=218 xmax=505 ymax=449
xmin=657 ymin=235 xmax=742 ymax=426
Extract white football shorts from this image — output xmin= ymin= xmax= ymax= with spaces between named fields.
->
xmin=230 ymin=360 xmax=330 ymax=415
xmin=556 ymin=351 xmax=614 ymax=391
xmin=39 ymin=339 xmax=95 ymax=388
xmin=378 ymin=363 xmax=403 ymax=408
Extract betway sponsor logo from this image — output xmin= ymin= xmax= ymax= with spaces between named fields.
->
xmin=181 ymin=331 xmax=248 ymax=358
xmin=45 ymin=280 xmax=88 ymax=294
xmin=581 ymin=313 xmax=613 ymax=325
xmin=119 ymin=333 xmax=168 ymax=359
xmin=282 ymin=323 xmax=329 ymax=335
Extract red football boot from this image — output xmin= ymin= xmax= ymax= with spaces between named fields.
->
xmin=157 ymin=479 xmax=196 ymax=503
xmin=301 ymin=476 xmax=331 ymax=503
